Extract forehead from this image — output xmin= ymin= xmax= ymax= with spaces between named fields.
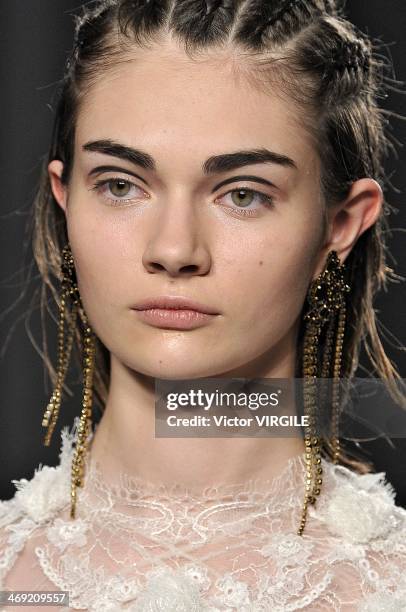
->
xmin=75 ymin=42 xmax=317 ymax=172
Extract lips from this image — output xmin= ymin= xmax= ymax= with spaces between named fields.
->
xmin=132 ymin=296 xmax=219 ymax=330
xmin=132 ymin=296 xmax=219 ymax=315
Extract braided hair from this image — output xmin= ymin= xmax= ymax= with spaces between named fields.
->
xmin=32 ymin=0 xmax=403 ymax=471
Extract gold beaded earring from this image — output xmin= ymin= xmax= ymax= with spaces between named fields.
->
xmin=41 ymin=243 xmax=96 ymax=519
xmin=298 ymin=250 xmax=350 ymax=536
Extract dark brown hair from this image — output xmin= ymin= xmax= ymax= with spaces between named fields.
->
xmin=30 ymin=0 xmax=405 ymax=471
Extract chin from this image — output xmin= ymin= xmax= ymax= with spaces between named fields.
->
xmin=127 ymin=357 xmax=233 ymax=381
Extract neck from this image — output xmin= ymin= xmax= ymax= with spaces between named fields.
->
xmin=89 ymin=352 xmax=306 ymax=489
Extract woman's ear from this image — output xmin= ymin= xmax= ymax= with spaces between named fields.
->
xmin=48 ymin=160 xmax=67 ymax=214
xmin=310 ymin=178 xmax=383 ymax=280
xmin=323 ymin=178 xmax=383 ymax=264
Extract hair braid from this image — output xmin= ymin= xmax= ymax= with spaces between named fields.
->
xmin=117 ymin=0 xmax=168 ymax=39
xmin=204 ymin=0 xmax=223 ymax=16
xmin=320 ymin=28 xmax=372 ymax=103
xmin=234 ymin=0 xmax=335 ymax=47
xmin=171 ymin=0 xmax=240 ymax=46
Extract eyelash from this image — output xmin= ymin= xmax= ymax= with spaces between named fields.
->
xmin=90 ymin=177 xmax=275 ymax=216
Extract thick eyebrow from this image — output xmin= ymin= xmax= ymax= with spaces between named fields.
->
xmin=83 ymin=140 xmax=155 ymax=171
xmin=82 ymin=139 xmax=298 ymax=175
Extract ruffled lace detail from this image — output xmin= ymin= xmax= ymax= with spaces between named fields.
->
xmin=312 ymin=462 xmax=401 ymax=544
xmin=1 ymin=422 xmax=406 ymax=611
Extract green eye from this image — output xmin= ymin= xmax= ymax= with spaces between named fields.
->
xmin=217 ymin=187 xmax=274 ymax=216
xmin=231 ymin=189 xmax=254 ymax=208
xmin=91 ymin=177 xmax=147 ymax=204
xmin=109 ymin=179 xmax=132 ymax=197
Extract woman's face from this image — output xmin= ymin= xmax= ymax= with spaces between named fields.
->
xmin=50 ymin=41 xmax=327 ymax=380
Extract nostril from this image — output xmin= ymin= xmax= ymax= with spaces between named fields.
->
xmin=180 ymin=264 xmax=199 ymax=273
xmin=150 ymin=263 xmax=166 ymax=271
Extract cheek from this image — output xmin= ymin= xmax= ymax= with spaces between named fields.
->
xmin=66 ymin=205 xmax=130 ymax=311
xmin=220 ymin=223 xmax=320 ymax=331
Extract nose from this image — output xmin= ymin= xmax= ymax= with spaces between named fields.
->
xmin=142 ymin=198 xmax=212 ymax=277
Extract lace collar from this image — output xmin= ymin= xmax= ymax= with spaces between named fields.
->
xmin=79 ymin=445 xmax=311 ymax=505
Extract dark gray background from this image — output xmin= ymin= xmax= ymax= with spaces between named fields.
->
xmin=1 ymin=1 xmax=405 ymax=503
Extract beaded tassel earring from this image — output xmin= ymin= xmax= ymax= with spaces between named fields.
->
xmin=298 ymin=250 xmax=350 ymax=536
xmin=42 ymin=245 xmax=79 ymax=444
xmin=41 ymin=243 xmax=96 ymax=519
xmin=70 ymin=316 xmax=95 ymax=518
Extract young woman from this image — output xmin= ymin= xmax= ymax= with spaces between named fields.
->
xmin=1 ymin=0 xmax=406 ymax=610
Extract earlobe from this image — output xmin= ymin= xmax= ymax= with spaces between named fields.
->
xmin=324 ymin=178 xmax=383 ymax=264
xmin=48 ymin=160 xmax=67 ymax=213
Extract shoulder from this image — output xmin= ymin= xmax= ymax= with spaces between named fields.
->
xmin=314 ymin=458 xmax=406 ymax=546
xmin=1 ymin=426 xmax=74 ymax=525
xmin=0 ymin=426 xmax=74 ymax=585
xmin=308 ymin=459 xmax=406 ymax=610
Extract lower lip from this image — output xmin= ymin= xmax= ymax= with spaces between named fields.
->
xmin=133 ymin=308 xmax=217 ymax=329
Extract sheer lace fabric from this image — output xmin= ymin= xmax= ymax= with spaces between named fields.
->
xmin=1 ymin=425 xmax=406 ymax=611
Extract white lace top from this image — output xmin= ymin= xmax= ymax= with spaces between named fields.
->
xmin=1 ymin=425 xmax=406 ymax=612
